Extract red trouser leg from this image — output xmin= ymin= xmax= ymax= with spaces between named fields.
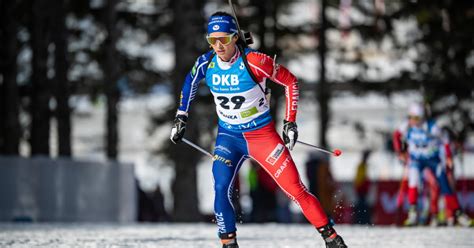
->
xmin=244 ymin=122 xmax=329 ymax=228
xmin=408 ymin=187 xmax=418 ymax=206
xmin=445 ymin=194 xmax=460 ymax=218
xmin=424 ymin=169 xmax=440 ymax=214
xmin=407 ymin=160 xmax=421 ymax=206
xmin=397 ymin=172 xmax=408 ymax=208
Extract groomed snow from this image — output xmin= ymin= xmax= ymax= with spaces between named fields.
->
xmin=0 ymin=223 xmax=472 ymax=248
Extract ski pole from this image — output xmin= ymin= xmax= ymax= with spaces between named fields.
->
xmin=182 ymin=138 xmax=214 ymax=159
xmin=182 ymin=138 xmax=233 ymax=166
xmin=296 ymin=140 xmax=342 ymax=157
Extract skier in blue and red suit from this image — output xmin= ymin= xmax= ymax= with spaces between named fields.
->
xmin=170 ymin=11 xmax=347 ymax=248
xmin=393 ymin=103 xmax=472 ymax=227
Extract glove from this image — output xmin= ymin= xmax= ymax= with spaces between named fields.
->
xmin=398 ymin=152 xmax=408 ymax=164
xmin=282 ymin=120 xmax=298 ymax=150
xmin=170 ymin=114 xmax=187 ymax=144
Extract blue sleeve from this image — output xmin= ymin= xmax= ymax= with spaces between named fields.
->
xmin=177 ymin=51 xmax=213 ymax=113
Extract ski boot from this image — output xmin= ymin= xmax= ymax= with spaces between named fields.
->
xmin=404 ymin=206 xmax=417 ymax=226
xmin=222 ymin=239 xmax=238 ymax=248
xmin=220 ymin=232 xmax=238 ymax=248
xmin=429 ymin=214 xmax=440 ymax=227
xmin=452 ymin=210 xmax=473 ymax=227
xmin=317 ymin=224 xmax=348 ymax=248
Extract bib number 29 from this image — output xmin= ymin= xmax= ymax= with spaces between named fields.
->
xmin=217 ymin=96 xmax=245 ymax=109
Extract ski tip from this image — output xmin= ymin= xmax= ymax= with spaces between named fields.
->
xmin=333 ymin=149 xmax=342 ymax=157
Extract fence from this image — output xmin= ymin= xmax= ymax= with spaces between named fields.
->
xmin=0 ymin=156 xmax=136 ymax=222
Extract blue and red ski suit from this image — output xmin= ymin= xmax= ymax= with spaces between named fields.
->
xmin=393 ymin=119 xmax=460 ymax=214
xmin=177 ymin=46 xmax=329 ymax=237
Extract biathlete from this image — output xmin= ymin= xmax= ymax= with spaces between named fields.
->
xmin=393 ymin=103 xmax=472 ymax=227
xmin=170 ymin=11 xmax=347 ymax=248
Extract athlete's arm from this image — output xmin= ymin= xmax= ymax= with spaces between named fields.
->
xmin=393 ymin=130 xmax=403 ymax=154
xmin=246 ymin=52 xmax=299 ymax=122
xmin=393 ymin=122 xmax=409 ymax=163
xmin=393 ymin=122 xmax=409 ymax=153
xmin=176 ymin=52 xmax=212 ymax=116
xmin=171 ymin=52 xmax=211 ymax=143
xmin=432 ymin=123 xmax=453 ymax=166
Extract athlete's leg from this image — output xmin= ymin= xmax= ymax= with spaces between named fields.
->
xmin=426 ymin=159 xmax=459 ymax=219
xmin=423 ymin=168 xmax=440 ymax=225
xmin=397 ymin=165 xmax=409 ymax=209
xmin=395 ymin=164 xmax=409 ymax=225
xmin=407 ymin=159 xmax=422 ymax=207
xmin=244 ymin=123 xmax=348 ymax=246
xmin=243 ymin=122 xmax=329 ymax=228
xmin=446 ymin=166 xmax=456 ymax=191
xmin=428 ymin=158 xmax=472 ymax=226
xmin=212 ymin=128 xmax=248 ymax=240
xmin=405 ymin=159 xmax=424 ymax=225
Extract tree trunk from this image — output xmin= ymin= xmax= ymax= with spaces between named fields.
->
xmin=0 ymin=0 xmax=20 ymax=155
xmin=267 ymin=1 xmax=284 ymax=123
xmin=30 ymin=0 xmax=53 ymax=156
xmin=317 ymin=0 xmax=329 ymax=148
xmin=170 ymin=0 xmax=204 ymax=222
xmin=103 ymin=0 xmax=120 ymax=160
xmin=52 ymin=0 xmax=71 ymax=157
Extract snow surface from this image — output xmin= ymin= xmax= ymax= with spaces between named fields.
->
xmin=0 ymin=223 xmax=473 ymax=248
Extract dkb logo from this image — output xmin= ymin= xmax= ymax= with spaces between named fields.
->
xmin=212 ymin=74 xmax=239 ymax=86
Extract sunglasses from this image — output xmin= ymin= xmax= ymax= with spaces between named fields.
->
xmin=206 ymin=33 xmax=236 ymax=46
xmin=408 ymin=115 xmax=421 ymax=121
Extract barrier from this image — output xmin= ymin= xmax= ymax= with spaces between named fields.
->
xmin=330 ymin=180 xmax=474 ymax=225
xmin=0 ymin=156 xmax=136 ymax=222
xmin=372 ymin=180 xmax=474 ymax=225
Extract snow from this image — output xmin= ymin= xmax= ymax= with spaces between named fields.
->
xmin=143 ymin=41 xmax=175 ymax=72
xmin=0 ymin=223 xmax=473 ymax=247
xmin=116 ymin=28 xmax=175 ymax=73
xmin=467 ymin=51 xmax=474 ymax=69
xmin=287 ymin=54 xmax=319 ymax=82
xmin=117 ymin=0 xmax=160 ymax=15
xmin=277 ymin=1 xmax=318 ymax=27
xmin=393 ymin=17 xmax=421 ymax=45
xmin=66 ymin=15 xmax=105 ymax=52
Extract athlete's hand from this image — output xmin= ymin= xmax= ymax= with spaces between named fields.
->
xmin=283 ymin=120 xmax=298 ymax=150
xmin=446 ymin=157 xmax=453 ymax=170
xmin=398 ymin=152 xmax=408 ymax=164
xmin=170 ymin=114 xmax=187 ymax=144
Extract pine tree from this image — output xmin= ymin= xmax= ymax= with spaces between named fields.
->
xmin=103 ymin=0 xmax=120 ymax=160
xmin=52 ymin=0 xmax=71 ymax=157
xmin=0 ymin=0 xmax=20 ymax=155
xmin=168 ymin=0 xmax=206 ymax=222
xmin=30 ymin=0 xmax=54 ymax=156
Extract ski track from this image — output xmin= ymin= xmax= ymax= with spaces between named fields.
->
xmin=0 ymin=223 xmax=473 ymax=248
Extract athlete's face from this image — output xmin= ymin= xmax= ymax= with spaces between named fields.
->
xmin=207 ymin=32 xmax=238 ymax=62
xmin=408 ymin=115 xmax=422 ymax=126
